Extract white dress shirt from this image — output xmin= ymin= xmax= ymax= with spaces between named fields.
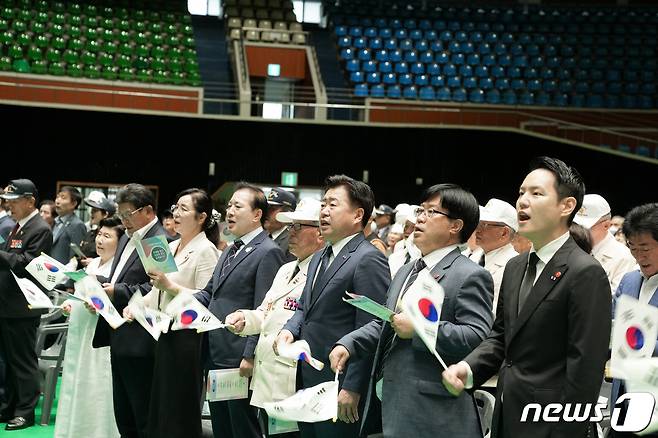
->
xmin=110 ymin=217 xmax=159 ymax=284
xmin=639 ymin=274 xmax=658 ymax=305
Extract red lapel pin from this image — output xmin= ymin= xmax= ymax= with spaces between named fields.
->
xmin=550 ymin=271 xmax=562 ymax=281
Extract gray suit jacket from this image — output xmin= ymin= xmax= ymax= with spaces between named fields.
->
xmin=195 ymin=230 xmax=284 ymax=369
xmin=339 ymin=248 xmax=494 ymax=438
xmin=50 ymin=212 xmax=87 ymax=263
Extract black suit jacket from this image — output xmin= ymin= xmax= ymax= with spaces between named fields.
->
xmin=283 ymin=233 xmax=390 ymax=395
xmin=92 ymin=221 xmax=166 ymax=357
xmin=0 ymin=213 xmax=53 ymax=318
xmin=195 ymin=230 xmax=284 ymax=369
xmin=465 ymin=237 xmax=611 ymax=438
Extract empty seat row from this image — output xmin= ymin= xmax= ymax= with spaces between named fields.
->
xmin=227 ymin=17 xmax=301 ymax=31
xmin=230 ymin=28 xmax=306 ymax=44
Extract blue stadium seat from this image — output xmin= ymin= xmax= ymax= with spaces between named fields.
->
xmin=391 ymin=19 xmax=402 ymax=29
xmin=461 ymin=42 xmax=474 ymax=54
xmin=546 ymin=57 xmax=560 ymax=69
xmin=591 ymin=81 xmax=606 ymax=94
xmin=345 ymin=59 xmax=360 ymax=72
xmin=419 ymin=51 xmax=433 ymax=64
xmin=375 ymin=50 xmax=389 ymax=62
xmin=503 ymin=89 xmax=517 ymax=105
xmin=335 ymin=26 xmax=347 ymax=37
xmin=399 ymin=39 xmax=413 ymax=51
xmin=571 ymin=94 xmax=585 ymax=107
xmin=435 ymin=51 xmax=449 ymax=64
xmin=477 ymin=42 xmax=491 ymax=55
xmin=419 ymin=20 xmax=432 ymax=31
xmin=369 ymin=38 xmax=383 ymax=50
xmin=349 ymin=26 xmax=362 ymax=37
xmin=536 ymin=92 xmax=551 ymax=106
xmin=431 ymin=75 xmax=445 ymax=87
xmin=354 ymin=83 xmax=368 ymax=96
xmin=411 ymin=62 xmax=425 ymax=74
xmin=586 ymin=94 xmax=604 ymax=108
xmin=415 ymin=40 xmax=429 ymax=52
xmin=559 ymin=81 xmax=573 ymax=93
xmin=436 ymin=86 xmax=451 ymax=101
xmin=363 ymin=60 xmax=377 ymax=73
xmin=470 ymin=31 xmax=483 ymax=43
xmin=498 ymin=54 xmax=512 ymax=66
xmin=544 ymin=45 xmax=557 ymax=57
xmin=519 ymin=91 xmax=534 ymax=105
xmin=642 ymin=83 xmax=657 ymax=94
xmin=511 ymin=79 xmax=525 ymax=90
xmin=512 ymin=56 xmax=528 ymax=68
xmin=543 ymin=80 xmax=557 ymax=92
xmin=480 ymin=77 xmax=494 ymax=90
xmin=604 ymin=95 xmax=620 ymax=108
xmin=389 ymin=49 xmax=402 ymax=62
xmin=385 ymin=38 xmax=398 ymax=50
xmin=491 ymin=66 xmax=505 ymax=78
xmin=459 ymin=65 xmax=473 ymax=77
xmin=358 ymin=49 xmax=371 ymax=61
xmin=618 ymin=144 xmax=631 ymax=154
xmin=466 ymin=53 xmax=480 ymax=66
xmin=379 ymin=28 xmax=392 ymax=38
xmin=418 ymin=85 xmax=435 ymax=101
xmin=404 ymin=19 xmax=417 ymax=30
xmin=443 ymin=63 xmax=457 ymax=76
xmin=364 ymin=27 xmax=377 ymax=38
xmin=463 ymin=76 xmax=477 ymax=89
xmin=378 ymin=61 xmax=392 ymax=73
xmin=338 ymin=36 xmax=351 ymax=48
xmin=637 ymin=146 xmax=651 ymax=157
xmin=433 ymin=20 xmax=447 ymax=31
xmin=366 ymin=72 xmax=380 ymax=84
xmin=447 ymin=75 xmax=462 ymax=88
xmin=494 ymin=43 xmax=508 ymax=55
xmin=427 ymin=63 xmax=441 ymax=75
xmin=369 ymin=84 xmax=385 ymax=98
xmin=485 ymin=32 xmax=498 ymax=43
xmin=495 ymin=78 xmax=510 ymax=90
xmin=455 ymin=30 xmax=467 ymax=42
xmin=469 ymin=88 xmax=484 ymax=103
xmin=382 ymin=72 xmax=396 ymax=84
xmin=482 ymin=54 xmax=496 ymax=66
xmin=510 ymin=44 xmax=524 ymax=56
xmin=399 ymin=73 xmax=413 ymax=86
xmin=638 ymin=95 xmax=654 ymax=109
xmin=486 ymin=89 xmax=501 ymax=104
xmin=387 ymin=85 xmax=401 ymax=99
xmin=350 ymin=71 xmax=364 ymax=83
xmin=430 ymin=40 xmax=443 ymax=52
xmin=553 ymin=93 xmax=568 ymax=107
xmin=451 ymin=53 xmax=465 ymax=65
xmin=529 ymin=56 xmax=544 ymax=68
xmin=625 ymin=82 xmax=640 ymax=95
xmin=452 ymin=87 xmax=467 ymax=102
xmin=475 ymin=65 xmax=489 ymax=78
xmin=527 ymin=79 xmax=541 ymax=92
xmin=508 ymin=67 xmax=522 ymax=79
xmin=557 ymin=69 xmax=570 ymax=80
xmin=415 ymin=74 xmax=429 ymax=86
xmin=439 ymin=30 xmax=452 ymax=42
xmin=395 ymin=28 xmax=407 ymax=39
xmin=394 ymin=62 xmax=408 ymax=74
xmin=403 ymin=85 xmax=417 ymax=99
xmin=340 ymin=48 xmax=355 ymax=60
xmin=404 ymin=50 xmax=418 ymax=63
xmin=410 ymin=29 xmax=423 ymax=40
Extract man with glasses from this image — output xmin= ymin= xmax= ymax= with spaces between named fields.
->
xmin=574 ymin=194 xmax=637 ymax=293
xmin=92 ymin=183 xmax=165 ymax=438
xmin=610 ymin=203 xmax=658 ymax=438
xmin=0 ymin=179 xmax=53 ymax=431
xmin=225 ymin=198 xmax=324 ymax=437
xmin=473 ymin=198 xmax=519 ymax=314
xmin=276 ymin=175 xmax=390 ymax=438
xmin=329 ymin=183 xmax=493 ymax=438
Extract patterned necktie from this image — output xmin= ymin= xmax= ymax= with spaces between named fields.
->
xmin=377 ymin=258 xmax=427 ymax=380
xmin=518 ymin=252 xmax=540 ymax=314
xmin=220 ymin=239 xmax=244 ymax=278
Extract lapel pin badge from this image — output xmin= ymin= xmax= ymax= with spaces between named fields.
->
xmin=245 ymin=247 xmax=253 ymax=253
xmin=550 ymin=271 xmax=562 ymax=281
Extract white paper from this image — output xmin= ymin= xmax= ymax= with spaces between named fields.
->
xmin=11 ymin=272 xmax=58 ymax=309
xmin=611 ymin=295 xmax=658 ymax=379
xmin=206 ymin=368 xmax=249 ymax=401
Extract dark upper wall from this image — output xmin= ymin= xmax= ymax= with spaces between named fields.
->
xmin=1 ymin=103 xmax=654 ymax=217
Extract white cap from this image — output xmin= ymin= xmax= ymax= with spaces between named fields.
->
xmin=85 ymin=190 xmax=106 ymax=205
xmin=395 ymin=204 xmax=415 ymax=225
xmin=276 ymin=198 xmax=321 ymax=224
xmin=479 ymin=198 xmax=519 ymax=232
xmin=391 ymin=223 xmax=404 ymax=234
xmin=573 ymin=194 xmax=611 ymax=229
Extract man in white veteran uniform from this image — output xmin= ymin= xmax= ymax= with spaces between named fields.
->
xmin=573 ymin=194 xmax=637 ymax=293
xmin=473 ymin=199 xmax=519 ymax=314
xmin=225 ymin=199 xmax=324 ymax=436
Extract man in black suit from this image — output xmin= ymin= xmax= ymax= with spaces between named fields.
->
xmin=0 ymin=179 xmax=53 ymax=431
xmin=93 ymin=183 xmax=165 ymax=438
xmin=51 ymin=186 xmax=87 ymax=264
xmin=276 ymin=175 xmax=391 ymax=438
xmin=192 ymin=183 xmax=283 ymax=438
xmin=442 ymin=157 xmax=612 ymax=438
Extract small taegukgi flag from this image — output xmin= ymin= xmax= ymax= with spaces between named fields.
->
xmin=166 ymin=292 xmax=225 ymax=333
xmin=611 ymin=295 xmax=658 ymax=379
xmin=401 ymin=268 xmax=448 ymax=370
xmin=11 ymin=271 xmax=58 ymax=309
xmin=127 ymin=291 xmax=171 ymax=341
xmin=74 ymin=275 xmax=126 ymax=329
xmin=276 ymin=340 xmax=325 ymax=371
xmin=264 ymin=371 xmax=339 ymax=423
xmin=25 ymin=253 xmax=68 ymax=290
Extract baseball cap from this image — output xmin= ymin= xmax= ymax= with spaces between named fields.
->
xmin=0 ymin=179 xmax=37 ymax=200
xmin=479 ymin=198 xmax=519 ymax=232
xmin=573 ymin=194 xmax=611 ymax=230
xmin=267 ymin=188 xmax=297 ymax=210
xmin=276 ymin=198 xmax=321 ymax=225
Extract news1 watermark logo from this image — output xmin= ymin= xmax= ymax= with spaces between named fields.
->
xmin=521 ymin=393 xmax=656 ymax=433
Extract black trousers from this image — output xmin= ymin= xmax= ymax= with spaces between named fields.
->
xmin=0 ymin=317 xmax=40 ymax=419
xmin=111 ymin=355 xmax=154 ymax=438
xmin=209 ymin=395 xmax=261 ymax=438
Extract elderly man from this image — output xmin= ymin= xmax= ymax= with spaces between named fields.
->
xmin=226 ymin=198 xmax=324 ymax=437
xmin=473 ymin=198 xmax=519 ymax=313
xmin=573 ymin=194 xmax=637 ymax=293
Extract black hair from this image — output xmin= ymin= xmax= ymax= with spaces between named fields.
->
xmin=162 ymin=210 xmax=174 ymax=220
xmin=115 ymin=183 xmax=155 ymax=210
xmin=529 ymin=156 xmax=585 ymax=225
xmin=59 ymin=186 xmax=82 ymax=209
xmin=324 ymin=174 xmax=375 ymax=228
xmin=98 ymin=216 xmax=125 ymax=240
xmin=176 ymin=188 xmax=219 ymax=246
xmin=234 ymin=183 xmax=268 ymax=226
xmin=623 ymin=203 xmax=658 ymax=242
xmin=569 ymin=223 xmax=593 ymax=254
xmin=39 ymin=199 xmax=58 ymax=219
xmin=420 ymin=183 xmax=480 ymax=244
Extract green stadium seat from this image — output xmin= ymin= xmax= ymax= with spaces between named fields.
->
xmin=185 ymin=59 xmax=199 ymax=73
xmin=168 ymin=58 xmax=182 ymax=73
xmin=83 ymin=4 xmax=96 ymax=16
xmin=117 ymin=19 xmax=130 ymax=31
xmin=27 ymin=45 xmax=42 ymax=60
xmin=66 ymin=62 xmax=83 ymax=77
xmin=102 ymin=65 xmax=118 ymax=80
xmin=52 ymin=1 xmax=64 ymax=13
xmin=84 ymin=16 xmax=98 ymax=28
xmin=51 ymin=36 xmax=65 ymax=49
xmin=50 ymin=24 xmax=64 ymax=37
xmin=68 ymin=37 xmax=83 ymax=50
xmin=151 ymin=58 xmax=166 ymax=70
xmin=135 ymin=44 xmax=149 ymax=57
xmin=186 ymin=70 xmax=201 ymax=86
xmin=63 ymin=49 xmax=78 ymax=63
xmin=0 ymin=8 xmax=12 ymax=20
xmin=87 ymin=39 xmax=101 ymax=53
xmin=169 ymin=47 xmax=182 ymax=60
xmin=118 ymin=67 xmax=134 ymax=81
xmin=48 ymin=61 xmax=65 ymax=75
xmin=16 ymin=31 xmax=30 ymax=45
xmin=135 ymin=32 xmax=147 ymax=44
xmin=45 ymin=47 xmax=60 ymax=62
xmin=102 ymin=7 xmax=113 ymax=18
xmin=98 ymin=52 xmax=113 ymax=67
xmin=67 ymin=2 xmax=80 ymax=14
xmin=52 ymin=13 xmax=65 ymax=25
xmin=103 ymin=40 xmax=117 ymax=54
xmin=30 ymin=21 xmax=45 ymax=34
xmin=133 ymin=20 xmax=146 ymax=32
xmin=151 ymin=45 xmax=165 ymax=58
xmin=8 ymin=44 xmax=23 ymax=58
xmin=170 ymin=71 xmax=185 ymax=85
xmin=149 ymin=22 xmax=162 ymax=34
xmin=80 ymin=50 xmax=95 ymax=65
xmin=101 ymin=29 xmax=114 ymax=41
xmin=183 ymin=36 xmax=195 ymax=47
xmin=132 ymin=9 xmax=145 ymax=20
xmin=0 ymin=55 xmax=11 ymax=70
xmin=12 ymin=19 xmax=26 ymax=32
xmin=181 ymin=24 xmax=193 ymax=35
xmin=69 ymin=14 xmax=81 ymax=26
xmin=30 ymin=59 xmax=47 ymax=73
xmin=164 ymin=13 xmax=176 ymax=23
xmin=16 ymin=9 xmax=31 ymax=21
xmin=0 ymin=30 xmax=12 ymax=44
xmin=101 ymin=18 xmax=114 ymax=30
xmin=116 ymin=30 xmax=129 ymax=43
xmin=119 ymin=42 xmax=133 ymax=55
xmin=132 ymin=56 xmax=148 ymax=69
xmin=34 ymin=11 xmax=48 ymax=23
xmin=68 ymin=25 xmax=81 ymax=38
xmin=0 ymin=18 xmax=7 ymax=30
xmin=136 ymin=68 xmax=151 ymax=82
xmin=184 ymin=47 xmax=196 ymax=60
xmin=35 ymin=0 xmax=48 ymax=11
xmin=116 ymin=8 xmax=129 ymax=19
xmin=148 ymin=12 xmax=160 ymax=22
xmin=83 ymin=64 xmax=101 ymax=79
xmin=35 ymin=34 xmax=48 ymax=48
xmin=12 ymin=58 xmax=30 ymax=73
xmin=182 ymin=15 xmax=192 ymax=24
xmin=151 ymin=33 xmax=164 ymax=45
xmin=166 ymin=35 xmax=180 ymax=46
xmin=153 ymin=69 xmax=169 ymax=84
xmin=116 ymin=54 xmax=131 ymax=68
xmin=84 ymin=27 xmax=98 ymax=40
xmin=165 ymin=23 xmax=177 ymax=35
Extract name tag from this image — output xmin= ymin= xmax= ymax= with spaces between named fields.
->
xmin=10 ymin=239 xmax=22 ymax=249
xmin=206 ymin=368 xmax=248 ymax=401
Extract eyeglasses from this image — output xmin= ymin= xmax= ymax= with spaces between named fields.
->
xmin=627 ymin=244 xmax=658 ymax=254
xmin=414 ymin=207 xmax=454 ymax=219
xmin=117 ymin=206 xmax=143 ymax=221
xmin=288 ymin=223 xmax=319 ymax=232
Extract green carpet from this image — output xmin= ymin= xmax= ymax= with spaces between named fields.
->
xmin=2 ymin=379 xmax=59 ymax=437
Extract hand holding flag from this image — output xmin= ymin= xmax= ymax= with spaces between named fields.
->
xmin=74 ymin=276 xmax=126 ymax=329
xmin=166 ymin=292 xmax=225 ymax=333
xmin=277 ymin=340 xmax=325 ymax=371
xmin=25 ymin=253 xmax=68 ymax=290
xmin=127 ymin=292 xmax=171 ymax=341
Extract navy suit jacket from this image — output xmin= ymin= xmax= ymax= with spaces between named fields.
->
xmin=611 ymin=270 xmax=658 ymax=405
xmin=0 ymin=213 xmax=53 ymax=318
xmin=195 ymin=230 xmax=284 ymax=369
xmin=283 ymin=233 xmax=390 ymax=395
xmin=92 ymin=221 xmax=166 ymax=357
xmin=50 ymin=213 xmax=87 ymax=264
